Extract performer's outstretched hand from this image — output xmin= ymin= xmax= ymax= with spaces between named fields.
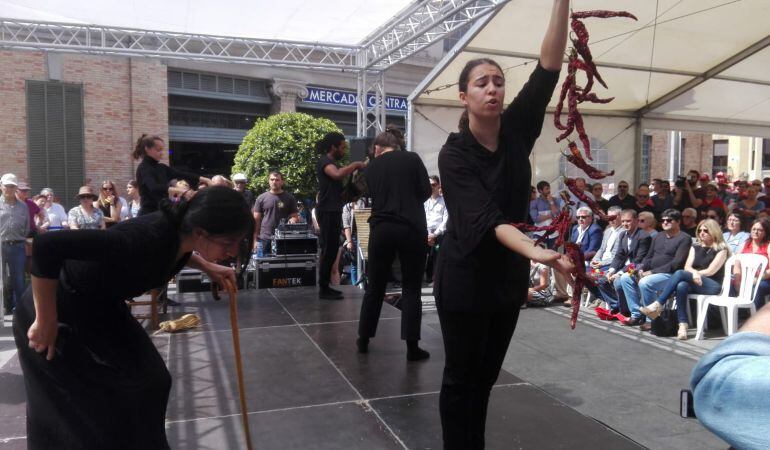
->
xmin=28 ymin=317 xmax=58 ymax=361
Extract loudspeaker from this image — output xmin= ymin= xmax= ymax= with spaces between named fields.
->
xmin=349 ymin=137 xmax=373 ymax=162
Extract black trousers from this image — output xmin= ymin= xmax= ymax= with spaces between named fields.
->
xmin=425 ymin=234 xmax=443 ymax=282
xmin=437 ymin=305 xmax=520 ymax=450
xmin=317 ymin=210 xmax=342 ymax=289
xmin=359 ymin=222 xmax=426 ymax=341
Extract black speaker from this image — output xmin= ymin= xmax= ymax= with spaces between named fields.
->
xmin=349 ymin=137 xmax=373 ymax=162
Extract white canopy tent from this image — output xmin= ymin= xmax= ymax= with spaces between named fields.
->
xmin=409 ymin=0 xmax=770 ymax=187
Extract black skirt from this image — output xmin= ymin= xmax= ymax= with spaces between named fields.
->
xmin=13 ymin=287 xmax=171 ymax=450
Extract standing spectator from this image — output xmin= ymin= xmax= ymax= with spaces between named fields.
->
xmin=133 ymin=134 xmax=211 ymax=215
xmin=425 ymin=175 xmax=448 ymax=284
xmin=609 ymin=180 xmax=635 ymax=210
xmin=1 ymin=174 xmax=29 ymax=315
xmin=650 ymin=179 xmax=662 ymax=197
xmin=651 ymin=179 xmax=674 ymax=218
xmin=681 ymin=208 xmax=698 ymax=237
xmin=32 ymin=195 xmax=49 ymax=229
xmin=570 ymin=206 xmax=602 ymax=261
xmin=723 ymin=212 xmax=749 ymax=254
xmin=94 ymin=180 xmax=123 ymax=228
xmin=715 ymin=172 xmax=736 ymax=207
xmin=734 ymin=219 xmax=770 ymax=311
xmin=232 ymin=173 xmax=255 ymax=208
xmin=39 ymin=188 xmax=68 ymax=231
xmin=253 ymin=171 xmax=299 ymax=254
xmin=641 ymin=218 xmax=729 ymax=339
xmin=619 ymin=209 xmax=691 ymax=327
xmin=16 ymin=182 xmax=45 ymax=237
xmin=358 ymin=130 xmax=431 ymax=360
xmin=529 ymin=180 xmax=561 ymax=249
xmin=315 ymin=131 xmax=366 ymax=300
xmin=735 ymin=184 xmax=765 ymax=229
xmin=596 ymin=210 xmax=651 ymax=318
xmin=125 ymin=180 xmax=141 ymax=219
xmin=68 ymin=186 xmax=105 ymax=230
xmin=210 ymin=175 xmax=233 ymax=188
xmin=632 ymin=185 xmax=655 ymax=215
xmin=674 ymin=170 xmax=705 ymax=211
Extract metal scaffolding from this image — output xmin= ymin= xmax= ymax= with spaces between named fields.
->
xmin=0 ymin=0 xmax=510 ymax=136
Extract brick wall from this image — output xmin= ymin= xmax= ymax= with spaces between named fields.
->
xmin=0 ymin=50 xmax=168 ymax=200
xmin=646 ymin=130 xmax=714 ymax=183
xmin=0 ymin=50 xmax=47 ymax=182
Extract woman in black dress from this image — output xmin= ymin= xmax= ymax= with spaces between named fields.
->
xmin=434 ymin=1 xmax=573 ymax=448
xmin=357 ymin=130 xmax=432 ymax=360
xmin=133 ymin=134 xmax=212 ymax=216
xmin=13 ymin=186 xmax=253 ymax=449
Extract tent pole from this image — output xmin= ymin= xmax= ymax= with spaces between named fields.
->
xmin=634 ymin=115 xmax=643 ymax=188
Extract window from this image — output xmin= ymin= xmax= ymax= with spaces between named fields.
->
xmin=763 ymin=138 xmax=770 ymax=170
xmin=713 ymin=139 xmax=729 ymax=175
xmin=641 ymin=134 xmax=652 ymax=184
xmin=558 ymin=137 xmax=615 ymax=196
xmin=26 ymin=80 xmax=84 ymax=210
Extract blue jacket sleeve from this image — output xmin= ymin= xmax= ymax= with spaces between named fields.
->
xmin=691 ymin=332 xmax=770 ymax=450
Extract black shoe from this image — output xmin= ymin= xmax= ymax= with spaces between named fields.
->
xmin=407 ymin=347 xmax=430 ymax=361
xmin=356 ymin=337 xmax=369 ymax=354
xmin=319 ymin=289 xmax=343 ymax=300
xmin=328 ymin=287 xmax=343 ymax=295
xmin=621 ymin=316 xmax=645 ymax=326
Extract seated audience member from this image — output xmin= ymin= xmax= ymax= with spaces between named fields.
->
xmin=94 ymin=180 xmax=123 ymax=228
xmin=68 ymin=186 xmax=105 ymax=230
xmin=640 ymin=219 xmax=729 ymax=340
xmin=571 ymin=206 xmax=603 ymax=261
xmin=566 ymin=177 xmax=594 ymax=218
xmin=690 ymin=302 xmax=770 ymax=450
xmin=609 ymin=180 xmax=635 ymax=210
xmin=681 ymin=208 xmax=698 ymax=237
xmin=527 ymin=258 xmax=554 ymax=307
xmin=733 ymin=218 xmax=770 ymax=311
xmin=592 ymin=182 xmax=611 ymax=228
xmin=596 ymin=210 xmax=651 ymax=317
xmin=704 ymin=206 xmax=725 ymax=229
xmin=715 ymin=172 xmax=736 ymax=206
xmin=618 ymin=209 xmax=691 ymax=327
xmin=723 ymin=212 xmax=750 ymax=254
xmin=529 ymin=180 xmax=561 ymax=249
xmin=586 ymin=207 xmax=623 ymax=306
xmin=736 ymin=184 xmax=765 ymax=230
xmin=632 ymin=185 xmax=655 ymax=215
xmin=637 ymin=211 xmax=658 ymax=237
xmin=698 ymin=183 xmax=727 ymax=220
xmin=32 ymin=195 xmax=50 ymax=230
xmin=652 ymin=179 xmax=674 ymax=218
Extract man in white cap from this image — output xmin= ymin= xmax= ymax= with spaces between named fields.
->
xmin=0 ymin=173 xmax=29 ymax=315
xmin=232 ymin=173 xmax=254 ymax=208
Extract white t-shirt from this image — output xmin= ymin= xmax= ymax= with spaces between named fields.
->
xmin=118 ymin=196 xmax=131 ymax=221
xmin=45 ymin=203 xmax=69 ymax=229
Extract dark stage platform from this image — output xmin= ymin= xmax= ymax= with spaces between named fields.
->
xmin=0 ymin=285 xmax=643 ymax=449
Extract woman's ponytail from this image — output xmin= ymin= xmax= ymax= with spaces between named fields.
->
xmin=458 ymin=110 xmax=470 ymax=133
xmin=133 ymin=134 xmax=163 ymax=160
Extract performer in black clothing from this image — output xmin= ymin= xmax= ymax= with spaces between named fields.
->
xmin=13 ymin=187 xmax=252 ymax=449
xmin=133 ymin=134 xmax=212 ymax=215
xmin=315 ymin=132 xmax=366 ymax=300
xmin=357 ymin=131 xmax=432 ymax=361
xmin=434 ymin=2 xmax=572 ymax=448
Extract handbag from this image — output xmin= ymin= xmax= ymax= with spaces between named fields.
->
xmin=651 ymin=307 xmax=678 ymax=337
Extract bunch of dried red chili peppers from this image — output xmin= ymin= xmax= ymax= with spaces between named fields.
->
xmin=514 ymin=9 xmax=636 ymax=329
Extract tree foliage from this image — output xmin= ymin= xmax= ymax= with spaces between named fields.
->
xmin=232 ymin=112 xmax=343 ymax=200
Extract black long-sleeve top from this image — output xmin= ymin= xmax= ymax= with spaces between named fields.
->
xmin=640 ymin=231 xmax=692 ymax=274
xmin=32 ymin=212 xmax=190 ymax=318
xmin=434 ymin=63 xmax=559 ymax=312
xmin=135 ymin=156 xmax=200 ymax=215
xmin=365 ymin=150 xmax=431 ymax=234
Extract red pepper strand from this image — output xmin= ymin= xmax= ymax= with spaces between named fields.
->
xmin=564 ymin=242 xmax=596 ymax=329
xmin=570 ymin=19 xmax=607 ymax=89
xmin=554 ymin=57 xmax=577 ymax=131
xmin=565 ymin=142 xmax=615 ymax=180
xmin=564 ymin=178 xmax=614 ymax=220
xmin=579 ymin=92 xmax=614 ymax=104
xmin=571 ymin=59 xmax=595 ymax=98
xmin=571 ymin=10 xmax=638 ymax=20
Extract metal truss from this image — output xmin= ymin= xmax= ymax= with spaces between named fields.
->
xmin=0 ymin=18 xmax=359 ymax=71
xmin=357 ymin=70 xmax=386 ymax=137
xmin=361 ymin=0 xmax=510 ymax=70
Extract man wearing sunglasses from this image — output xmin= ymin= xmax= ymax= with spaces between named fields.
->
xmin=617 ymin=209 xmax=691 ymax=327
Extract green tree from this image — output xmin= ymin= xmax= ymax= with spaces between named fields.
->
xmin=232 ymin=112 xmax=343 ymax=200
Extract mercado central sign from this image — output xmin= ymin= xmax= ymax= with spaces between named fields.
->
xmin=303 ymin=86 xmax=408 ymax=112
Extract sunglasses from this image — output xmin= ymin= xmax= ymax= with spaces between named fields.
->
xmin=78 ymin=195 xmax=94 ymax=200
xmin=661 ymin=218 xmax=674 ymax=223
xmin=637 ymin=194 xmax=649 ymax=198
xmin=618 ymin=185 xmax=628 ymax=189
xmin=577 ymin=216 xmax=589 ymax=219
xmin=430 ymin=183 xmax=438 ymax=187
xmin=698 ymin=228 xmax=709 ymax=233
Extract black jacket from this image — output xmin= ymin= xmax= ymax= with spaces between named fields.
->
xmin=609 ymin=228 xmax=652 ymax=273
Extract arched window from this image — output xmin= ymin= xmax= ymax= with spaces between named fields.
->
xmin=557 ymin=137 xmax=617 ymax=197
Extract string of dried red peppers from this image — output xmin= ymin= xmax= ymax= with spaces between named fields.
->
xmin=513 ymin=9 xmax=637 ymax=329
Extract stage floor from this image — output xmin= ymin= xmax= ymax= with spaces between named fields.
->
xmin=0 ymin=285 xmax=725 ymax=449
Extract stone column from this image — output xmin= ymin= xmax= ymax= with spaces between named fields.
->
xmin=270 ymin=78 xmax=308 ymax=114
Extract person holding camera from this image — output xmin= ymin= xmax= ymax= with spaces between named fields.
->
xmin=674 ymin=170 xmax=705 ymax=211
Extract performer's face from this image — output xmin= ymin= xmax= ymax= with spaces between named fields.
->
xmin=195 ymin=231 xmax=242 ymax=262
xmin=460 ymin=64 xmax=505 ymax=121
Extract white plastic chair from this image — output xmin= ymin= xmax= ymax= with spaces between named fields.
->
xmin=695 ymin=254 xmax=767 ymax=340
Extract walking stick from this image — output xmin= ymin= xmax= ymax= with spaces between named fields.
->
xmin=223 ymin=279 xmax=254 ymax=450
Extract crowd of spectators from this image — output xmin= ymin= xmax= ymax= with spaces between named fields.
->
xmin=525 ymin=170 xmax=770 ymax=340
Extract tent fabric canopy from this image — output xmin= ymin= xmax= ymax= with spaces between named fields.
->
xmin=413 ymin=0 xmax=770 ymax=131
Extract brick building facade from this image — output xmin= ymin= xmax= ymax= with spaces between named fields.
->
xmin=646 ymin=129 xmax=714 ymax=183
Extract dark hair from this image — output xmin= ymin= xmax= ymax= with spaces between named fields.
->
xmin=752 ymin=218 xmax=770 ymax=244
xmin=536 ymin=180 xmax=550 ymax=192
xmin=705 ymin=206 xmax=725 ymax=224
xmin=384 ymin=124 xmax=406 ymax=150
xmin=127 ymin=179 xmax=138 ymax=188
xmin=159 ymin=186 xmax=253 ymax=238
xmin=429 ymin=175 xmax=440 ymax=185
xmin=661 ymin=209 xmax=682 ymax=221
xmin=268 ymin=170 xmax=283 ymax=179
xmin=373 ymin=130 xmax=401 ymax=151
xmin=133 ymin=134 xmax=163 ymax=160
xmin=457 ymin=58 xmax=504 ymax=133
xmin=315 ymin=132 xmax=346 ymax=154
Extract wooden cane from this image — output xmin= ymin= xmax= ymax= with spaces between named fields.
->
xmin=224 ymin=279 xmax=254 ymax=450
